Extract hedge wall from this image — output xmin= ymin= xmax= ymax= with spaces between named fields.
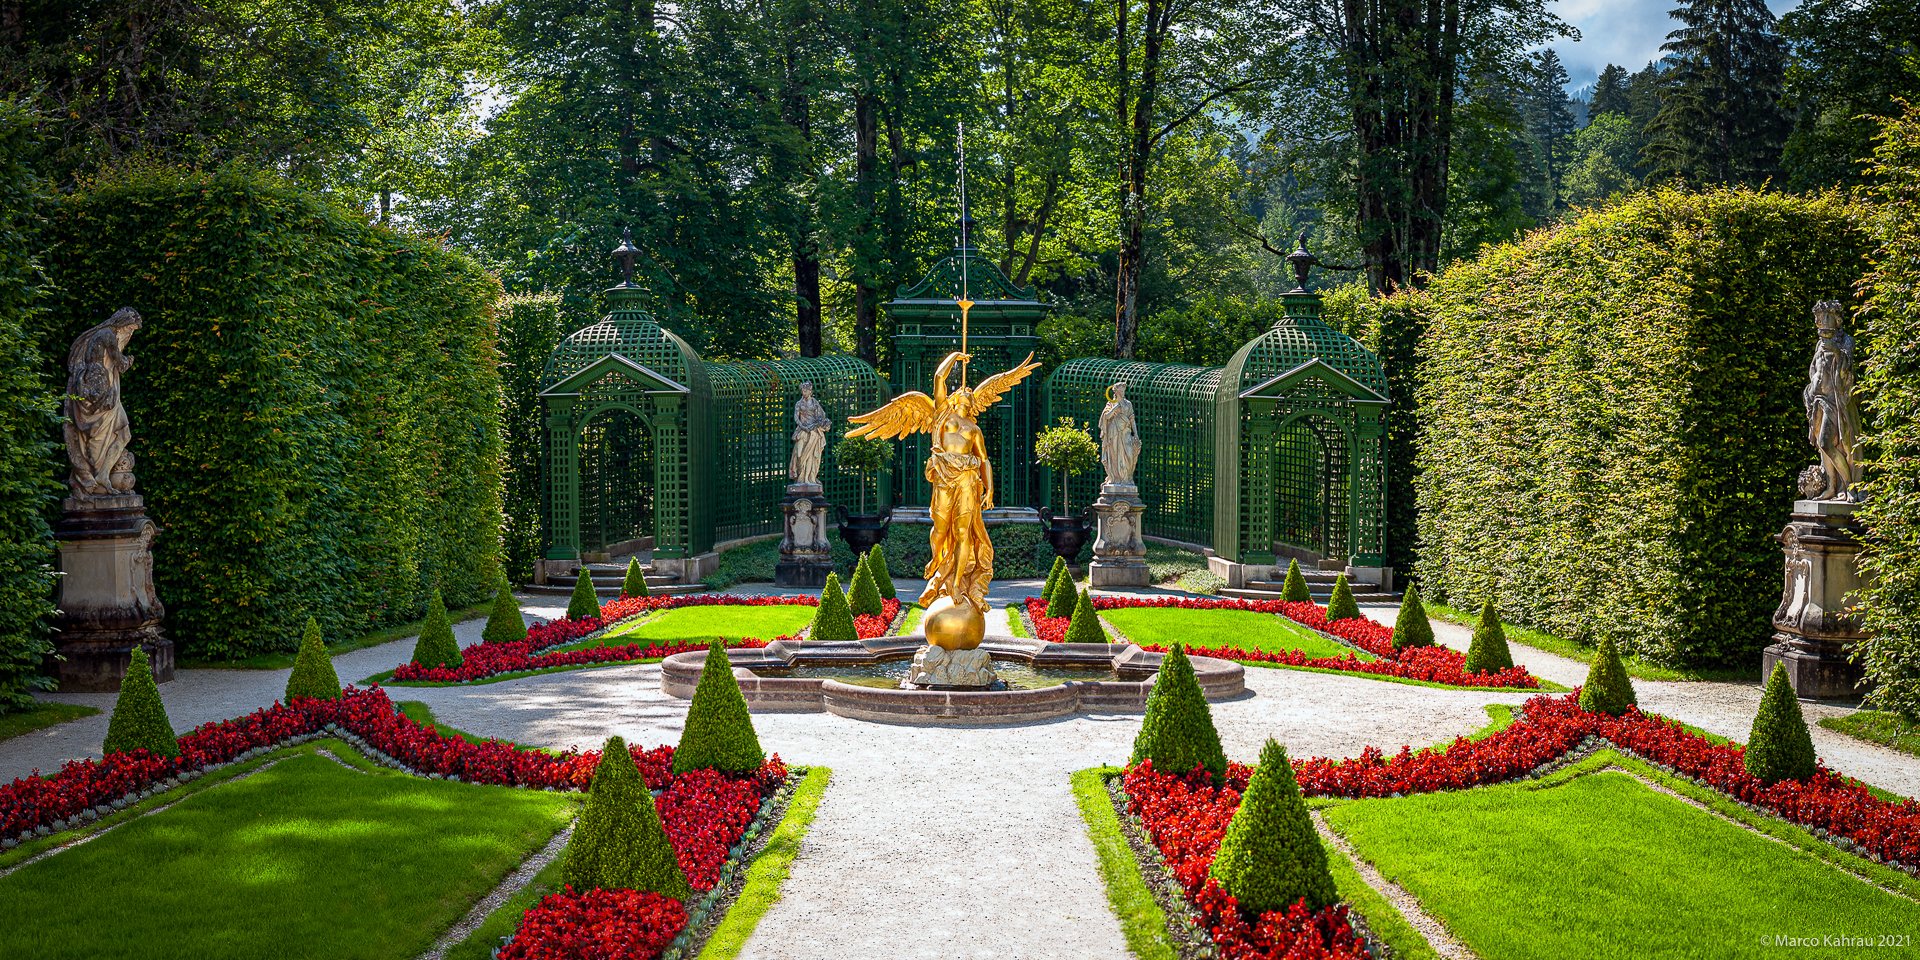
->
xmin=498 ymin=292 xmax=564 ymax=583
xmin=1413 ymin=187 xmax=1868 ymax=667
xmin=0 ymin=103 xmax=60 ymax=709
xmin=38 ymin=166 xmax=505 ymax=660
xmin=1855 ymin=106 xmax=1920 ymax=718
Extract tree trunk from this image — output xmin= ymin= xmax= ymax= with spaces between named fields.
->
xmin=853 ymin=90 xmax=881 ymax=365
xmin=783 ymin=30 xmax=822 ymax=357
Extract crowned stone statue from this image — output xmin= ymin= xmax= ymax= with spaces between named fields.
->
xmin=1804 ymin=301 xmax=1863 ymax=502
xmin=65 ymin=306 xmax=144 ymax=506
xmin=788 ymin=381 xmax=830 ymax=488
xmin=1099 ymin=382 xmax=1141 ymax=490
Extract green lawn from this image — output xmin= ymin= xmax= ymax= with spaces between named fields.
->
xmin=1424 ymin=602 xmax=1750 ymax=683
xmin=1324 ymin=770 xmax=1920 ymax=960
xmin=1821 ymin=710 xmax=1920 ymax=758
xmin=557 ymin=605 xmax=817 ymax=652
xmin=1100 ymin=607 xmax=1374 ymax=661
xmin=183 ymin=602 xmax=492 ymax=670
xmin=0 ymin=701 xmax=99 ymax=743
xmin=0 ymin=751 xmax=578 ymax=960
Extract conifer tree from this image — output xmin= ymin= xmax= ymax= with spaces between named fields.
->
xmin=1578 ymin=634 xmax=1638 ymax=715
xmin=1745 ymin=662 xmax=1817 ymax=783
xmin=621 ymin=557 xmax=650 ymax=599
xmin=1588 ymin=63 xmax=1631 ymax=117
xmin=103 ymin=648 xmax=178 ymax=757
xmin=1644 ymin=0 xmax=1789 ymax=185
xmin=483 ymin=576 xmax=525 ymax=645
xmin=1130 ymin=645 xmax=1228 ymax=778
xmin=1464 ymin=599 xmax=1514 ymax=674
xmin=1325 ymin=574 xmax=1360 ymax=621
xmin=410 ymin=589 xmax=464 ymax=669
xmin=674 ymin=639 xmax=766 ymax=772
xmin=567 ymin=567 xmax=603 ymax=621
xmin=868 ymin=543 xmax=897 ymax=601
xmin=810 ymin=572 xmax=858 ymax=641
xmin=285 ymin=617 xmax=342 ymax=702
xmin=1391 ymin=586 xmax=1435 ymax=649
xmin=563 ymin=736 xmax=691 ymax=898
xmin=1280 ymin=559 xmax=1311 ymax=603
xmin=1208 ymin=738 xmax=1338 ymax=913
xmin=848 ymin=551 xmax=884 ymax=617
xmin=1063 ymin=588 xmax=1107 ymax=643
xmin=1042 ymin=556 xmax=1067 ymax=610
xmin=1047 ymin=565 xmax=1077 ymax=618
xmin=1523 ymin=49 xmax=1578 ymax=214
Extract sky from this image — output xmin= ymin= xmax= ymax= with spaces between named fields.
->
xmin=1550 ymin=0 xmax=1801 ymax=95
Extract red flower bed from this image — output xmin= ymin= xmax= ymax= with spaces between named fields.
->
xmin=1025 ymin=595 xmax=1538 ymax=689
xmin=498 ymin=887 xmax=687 ymax=960
xmin=1120 ymin=693 xmax=1920 ymax=958
xmin=391 ymin=594 xmax=900 ymax=684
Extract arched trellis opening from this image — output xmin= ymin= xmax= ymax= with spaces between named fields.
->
xmin=576 ymin=404 xmax=655 ymax=554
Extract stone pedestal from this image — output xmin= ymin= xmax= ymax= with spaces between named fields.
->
xmin=52 ymin=496 xmax=170 ymax=691
xmin=1763 ymin=499 xmax=1869 ymax=700
xmin=1089 ymin=483 xmax=1149 ymax=587
xmin=775 ymin=484 xmax=834 ymax=587
xmin=905 ymin=644 xmax=996 ymax=688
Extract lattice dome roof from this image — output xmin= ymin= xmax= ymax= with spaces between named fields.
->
xmin=541 ymin=294 xmax=703 ymax=393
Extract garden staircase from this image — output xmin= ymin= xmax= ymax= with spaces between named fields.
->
xmin=1218 ymin=562 xmax=1400 ymax=604
xmin=525 ymin=559 xmax=707 ymax=598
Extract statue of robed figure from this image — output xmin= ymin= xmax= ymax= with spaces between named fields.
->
xmin=65 ymin=306 xmax=143 ymax=503
xmin=1805 ymin=300 xmax=1863 ymax=502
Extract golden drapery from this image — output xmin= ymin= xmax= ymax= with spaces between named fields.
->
xmin=920 ymin=450 xmax=993 ymax=612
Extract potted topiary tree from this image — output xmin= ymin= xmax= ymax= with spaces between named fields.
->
xmin=833 ymin=433 xmax=893 ymax=555
xmin=1035 ymin=417 xmax=1099 ymax=563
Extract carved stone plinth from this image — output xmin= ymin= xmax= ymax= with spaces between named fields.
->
xmin=1762 ymin=499 xmax=1869 ymax=700
xmin=905 ymin=644 xmax=996 ymax=688
xmin=1089 ymin=484 xmax=1149 ymax=588
xmin=52 ymin=501 xmax=170 ymax=691
xmin=775 ymin=484 xmax=834 ymax=587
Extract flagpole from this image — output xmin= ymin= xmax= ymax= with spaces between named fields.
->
xmin=957 ymin=122 xmax=973 ymax=389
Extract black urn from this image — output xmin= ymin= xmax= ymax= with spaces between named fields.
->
xmin=1038 ymin=506 xmax=1092 ymax=563
xmin=837 ymin=508 xmax=891 ymax=555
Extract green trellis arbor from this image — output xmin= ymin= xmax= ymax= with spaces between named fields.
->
xmin=1046 ymin=286 xmax=1388 ymax=573
xmin=541 ymin=250 xmax=886 ymax=569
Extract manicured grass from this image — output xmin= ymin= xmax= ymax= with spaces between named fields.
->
xmin=0 ymin=701 xmax=99 ymax=743
xmin=1319 ymin=828 xmax=1439 ymax=960
xmin=0 ymin=750 xmax=578 ymax=960
xmin=697 ymin=766 xmax=832 ymax=960
xmin=1006 ymin=605 xmax=1030 ymax=638
xmin=1071 ymin=768 xmax=1177 ymax=960
xmin=1323 ymin=768 xmax=1920 ymax=960
xmin=555 ymin=606 xmax=815 ymax=652
xmin=1820 ymin=710 xmax=1920 ymax=758
xmin=897 ymin=604 xmax=925 ymax=635
xmin=182 ymin=603 xmax=492 ymax=670
xmin=1103 ymin=607 xmax=1376 ymax=661
xmin=1425 ymin=602 xmax=1750 ymax=683
xmin=444 ymin=855 xmax=564 ymax=960
xmin=396 ymin=700 xmax=550 ymax=753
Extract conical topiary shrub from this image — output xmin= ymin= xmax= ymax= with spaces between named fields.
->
xmin=567 ymin=567 xmax=603 ymax=621
xmin=673 ymin=638 xmax=766 ymax=773
xmin=1063 ymin=588 xmax=1107 ymax=643
xmin=483 ymin=576 xmax=525 ymax=645
xmin=562 ymin=735 xmax=691 ymax=898
xmin=1325 ymin=574 xmax=1359 ymax=621
xmin=1280 ymin=559 xmax=1310 ymax=603
xmin=1209 ymin=738 xmax=1338 ymax=913
xmin=622 ymin=558 xmax=650 ymax=599
xmin=869 ymin=543 xmax=897 ymax=601
xmin=1578 ymin=635 xmax=1637 ymax=715
xmin=1042 ymin=556 xmax=1067 ymax=610
xmin=1392 ymin=586 xmax=1435 ymax=650
xmin=1130 ymin=645 xmax=1227 ymax=779
xmin=1745 ymin=662 xmax=1817 ymax=784
xmin=1463 ymin=599 xmax=1513 ymax=674
xmin=848 ymin=552 xmax=884 ymax=617
xmin=285 ymin=617 xmax=341 ymax=702
xmin=103 ymin=647 xmax=178 ymax=757
xmin=410 ymin=589 xmax=463 ymax=669
xmin=810 ymin=572 xmax=858 ymax=641
xmin=1047 ymin=568 xmax=1077 ymax=618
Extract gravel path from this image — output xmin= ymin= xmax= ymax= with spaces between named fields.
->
xmin=4 ymin=586 xmax=1917 ymax=960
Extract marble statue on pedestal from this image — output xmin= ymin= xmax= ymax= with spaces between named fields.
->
xmin=1099 ymin=382 xmax=1141 ymax=490
xmin=788 ymin=381 xmax=830 ymax=488
xmin=1090 ymin=382 xmax=1150 ymax=587
xmin=1804 ymin=301 xmax=1862 ymax=502
xmin=64 ymin=307 xmax=142 ymax=506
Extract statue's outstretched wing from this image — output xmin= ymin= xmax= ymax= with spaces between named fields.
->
xmin=963 ymin=352 xmax=1042 ymax=418
xmin=847 ymin=391 xmax=937 ymax=440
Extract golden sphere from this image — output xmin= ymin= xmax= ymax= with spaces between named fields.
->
xmin=921 ymin=596 xmax=986 ymax=651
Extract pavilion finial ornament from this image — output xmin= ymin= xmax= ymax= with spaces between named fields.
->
xmin=1804 ymin=300 xmax=1863 ymax=502
xmin=847 ymin=349 xmax=1041 ymax=650
xmin=611 ymin=228 xmax=640 ymax=288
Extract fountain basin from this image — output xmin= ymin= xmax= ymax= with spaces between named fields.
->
xmin=659 ymin=635 xmax=1245 ymax=725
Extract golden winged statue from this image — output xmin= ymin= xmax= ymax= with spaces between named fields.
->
xmin=848 ymin=350 xmax=1041 ymax=647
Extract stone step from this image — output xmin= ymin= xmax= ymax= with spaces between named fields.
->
xmin=1217 ymin=586 xmax=1400 ymax=603
xmin=523 ymin=580 xmax=708 ymax=598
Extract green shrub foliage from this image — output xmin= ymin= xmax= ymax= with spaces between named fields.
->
xmin=483 ymin=577 xmax=525 ymax=645
xmin=1208 ymin=738 xmax=1338 ymax=913
xmin=1280 ymin=559 xmax=1310 ymax=603
xmin=1578 ymin=635 xmax=1637 ymax=716
xmin=868 ymin=543 xmax=896 ymax=601
xmin=563 ymin=735 xmax=691 ymax=898
xmin=673 ymin=638 xmax=765 ymax=773
xmin=567 ymin=568 xmax=603 ymax=621
xmin=284 ymin=617 xmax=341 ymax=702
xmin=1064 ymin=588 xmax=1106 ymax=643
xmin=1746 ymin=663 xmax=1818 ymax=783
xmin=1464 ymin=600 xmax=1514 ymax=674
xmin=1392 ymin=586 xmax=1435 ymax=649
xmin=1855 ymin=106 xmax=1920 ymax=719
xmin=1130 ymin=645 xmax=1227 ymax=778
xmin=0 ymin=103 xmax=58 ymax=710
xmin=847 ymin=551 xmax=883 ymax=617
xmin=410 ymin=590 xmax=463 ymax=669
xmin=39 ymin=166 xmax=504 ymax=660
xmin=1413 ymin=188 xmax=1870 ymax=667
xmin=1325 ymin=575 xmax=1359 ymax=621
xmin=103 ymin=648 xmax=178 ymax=757
xmin=1043 ymin=556 xmax=1067 ymax=610
xmin=810 ymin=572 xmax=858 ymax=641
xmin=1046 ymin=564 xmax=1077 ymax=618
xmin=622 ymin=558 xmax=650 ymax=599
xmin=497 ymin=293 xmax=564 ymax=583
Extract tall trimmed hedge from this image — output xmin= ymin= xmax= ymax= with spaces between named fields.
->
xmin=497 ymin=292 xmax=563 ymax=583
xmin=38 ymin=166 xmax=505 ymax=660
xmin=0 ymin=102 xmax=59 ymax=710
xmin=1856 ymin=106 xmax=1920 ymax=719
xmin=1414 ymin=187 xmax=1869 ymax=667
